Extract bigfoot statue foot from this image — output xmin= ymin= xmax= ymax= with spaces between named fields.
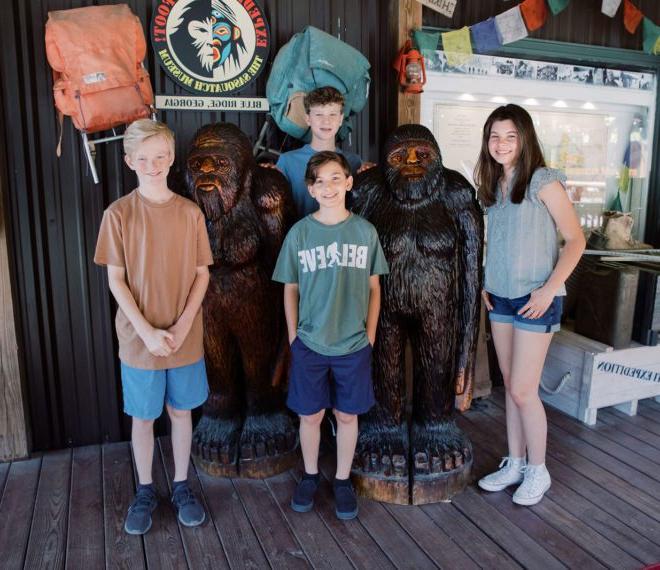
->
xmin=192 ymin=415 xmax=242 ymax=477
xmin=351 ymin=411 xmax=410 ymax=504
xmin=410 ymin=420 xmax=473 ymax=504
xmin=238 ymin=410 xmax=299 ymax=478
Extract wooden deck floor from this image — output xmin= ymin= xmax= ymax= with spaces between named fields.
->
xmin=2 ymin=390 xmax=660 ymax=569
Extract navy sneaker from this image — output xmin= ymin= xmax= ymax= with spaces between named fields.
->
xmin=124 ymin=486 xmax=158 ymax=535
xmin=291 ymin=473 xmax=320 ymax=512
xmin=334 ymin=478 xmax=358 ymax=520
xmin=171 ymin=481 xmax=206 ymax=527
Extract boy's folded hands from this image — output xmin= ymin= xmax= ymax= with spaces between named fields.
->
xmin=142 ymin=327 xmax=175 ymax=357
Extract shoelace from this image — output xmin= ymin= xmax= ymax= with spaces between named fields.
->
xmin=172 ymin=486 xmax=196 ymax=507
xmin=129 ymin=491 xmax=155 ymax=513
xmin=519 ymin=466 xmax=547 ymax=493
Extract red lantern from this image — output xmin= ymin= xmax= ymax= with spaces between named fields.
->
xmin=393 ymin=40 xmax=427 ymax=94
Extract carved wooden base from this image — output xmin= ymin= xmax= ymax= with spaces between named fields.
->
xmin=193 ymin=447 xmax=299 ymax=479
xmin=352 ymin=446 xmax=473 ymax=504
xmin=412 ymin=456 xmax=472 ymax=505
xmin=352 ymin=472 xmax=409 ymax=504
xmin=352 ymin=457 xmax=472 ymax=504
xmin=193 ymin=455 xmax=239 ymax=478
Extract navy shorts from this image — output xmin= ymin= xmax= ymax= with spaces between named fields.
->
xmin=487 ymin=292 xmax=563 ymax=333
xmin=287 ymin=337 xmax=375 ymax=416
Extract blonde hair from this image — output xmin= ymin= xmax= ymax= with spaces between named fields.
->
xmin=123 ymin=119 xmax=175 ymax=157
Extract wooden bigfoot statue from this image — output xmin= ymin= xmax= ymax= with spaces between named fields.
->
xmin=351 ymin=124 xmax=483 ymax=504
xmin=186 ymin=123 xmax=298 ymax=478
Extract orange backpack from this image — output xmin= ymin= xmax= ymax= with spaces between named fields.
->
xmin=45 ymin=4 xmax=154 ymax=139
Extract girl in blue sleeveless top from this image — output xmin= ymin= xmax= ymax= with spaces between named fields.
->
xmin=474 ymin=104 xmax=585 ymax=505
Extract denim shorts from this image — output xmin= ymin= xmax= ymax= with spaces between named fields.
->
xmin=487 ymin=292 xmax=563 ymax=333
xmin=287 ymin=337 xmax=375 ymax=416
xmin=121 ymin=358 xmax=209 ymax=420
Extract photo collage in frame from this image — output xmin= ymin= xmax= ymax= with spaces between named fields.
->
xmin=424 ymin=51 xmax=655 ymax=91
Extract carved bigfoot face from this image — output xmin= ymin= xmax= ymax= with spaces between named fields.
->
xmin=186 ymin=124 xmax=253 ymax=222
xmin=383 ymin=125 xmax=443 ymax=204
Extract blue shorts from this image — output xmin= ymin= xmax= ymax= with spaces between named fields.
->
xmin=287 ymin=338 xmax=375 ymax=416
xmin=121 ymin=358 xmax=209 ymax=420
xmin=488 ymin=292 xmax=563 ymax=333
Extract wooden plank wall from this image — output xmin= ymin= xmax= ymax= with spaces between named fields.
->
xmin=0 ymin=115 xmax=29 ymax=461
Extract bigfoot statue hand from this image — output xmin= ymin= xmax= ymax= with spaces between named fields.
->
xmin=186 ymin=123 xmax=298 ymax=478
xmin=350 ymin=124 xmax=483 ymax=503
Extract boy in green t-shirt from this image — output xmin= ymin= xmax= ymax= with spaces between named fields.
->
xmin=272 ymin=151 xmax=389 ymax=520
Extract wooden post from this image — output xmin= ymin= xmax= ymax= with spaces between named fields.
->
xmin=391 ymin=0 xmax=423 ymax=125
xmin=0 ymin=170 xmax=29 ymax=461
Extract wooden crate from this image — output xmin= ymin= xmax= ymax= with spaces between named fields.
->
xmin=540 ymin=330 xmax=660 ymax=425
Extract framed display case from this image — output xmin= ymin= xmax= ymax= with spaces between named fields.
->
xmin=420 ymin=50 xmax=657 ymax=241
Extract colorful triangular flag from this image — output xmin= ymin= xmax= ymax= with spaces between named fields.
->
xmin=520 ymin=0 xmax=548 ymax=31
xmin=623 ymin=0 xmax=643 ymax=34
xmin=413 ymin=29 xmax=440 ymax=55
xmin=642 ymin=17 xmax=660 ymax=54
xmin=601 ymin=0 xmax=622 ymax=18
xmin=495 ymin=6 xmax=529 ymax=45
xmin=441 ymin=26 xmax=473 ymax=67
xmin=547 ymin=0 xmax=570 ymax=15
xmin=470 ymin=18 xmax=502 ymax=53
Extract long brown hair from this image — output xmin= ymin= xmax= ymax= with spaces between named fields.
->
xmin=474 ymin=104 xmax=545 ymax=206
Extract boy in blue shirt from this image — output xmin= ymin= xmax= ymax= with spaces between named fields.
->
xmin=272 ymin=151 xmax=388 ymax=519
xmin=276 ymin=86 xmax=373 ymax=218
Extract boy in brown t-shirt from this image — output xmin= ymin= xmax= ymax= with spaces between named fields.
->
xmin=94 ymin=119 xmax=213 ymax=535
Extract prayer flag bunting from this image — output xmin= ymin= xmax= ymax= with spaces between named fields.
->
xmin=470 ymin=17 xmax=502 ymax=53
xmin=415 ymin=0 xmax=658 ymax=62
xmin=495 ymin=6 xmax=528 ymax=45
xmin=520 ymin=0 xmax=548 ymax=31
xmin=642 ymin=17 xmax=660 ymax=54
xmin=601 ymin=0 xmax=622 ymax=18
xmin=547 ymin=0 xmax=570 ymax=16
xmin=623 ymin=0 xmax=643 ymax=34
xmin=441 ymin=26 xmax=473 ymax=66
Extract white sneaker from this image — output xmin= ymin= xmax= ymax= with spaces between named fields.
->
xmin=478 ymin=456 xmax=526 ymax=492
xmin=512 ymin=463 xmax=551 ymax=506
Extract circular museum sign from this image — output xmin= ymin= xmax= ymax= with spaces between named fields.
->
xmin=151 ymin=0 xmax=271 ymax=95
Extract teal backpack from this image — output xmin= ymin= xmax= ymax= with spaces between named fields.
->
xmin=266 ymin=26 xmax=371 ymax=142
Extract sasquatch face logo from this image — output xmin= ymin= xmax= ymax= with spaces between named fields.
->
xmin=152 ymin=0 xmax=270 ymax=95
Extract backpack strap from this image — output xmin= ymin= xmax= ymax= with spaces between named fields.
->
xmin=56 ymin=109 xmax=64 ymax=157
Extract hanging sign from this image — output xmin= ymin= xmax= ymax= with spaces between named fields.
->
xmin=151 ymin=0 xmax=271 ymax=95
xmin=155 ymin=94 xmax=269 ymax=111
xmin=416 ymin=0 xmax=458 ymax=18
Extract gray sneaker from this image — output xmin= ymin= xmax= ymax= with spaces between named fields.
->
xmin=124 ymin=487 xmax=158 ymax=535
xmin=171 ymin=482 xmax=206 ymax=527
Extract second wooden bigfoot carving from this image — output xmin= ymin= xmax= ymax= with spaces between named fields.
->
xmin=351 ymin=124 xmax=484 ymax=503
